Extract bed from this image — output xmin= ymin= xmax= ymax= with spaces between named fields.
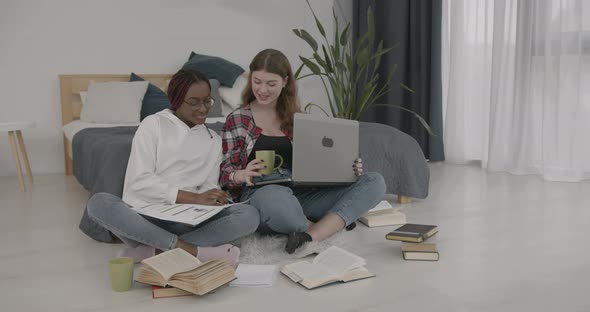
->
xmin=60 ymin=74 xmax=172 ymax=175
xmin=60 ymin=74 xmax=429 ymax=243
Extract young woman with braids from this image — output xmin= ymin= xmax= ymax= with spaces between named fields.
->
xmin=87 ymin=69 xmax=259 ymax=265
xmin=220 ymin=49 xmax=385 ymax=254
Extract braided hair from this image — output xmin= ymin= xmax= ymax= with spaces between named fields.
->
xmin=167 ymin=69 xmax=211 ymax=111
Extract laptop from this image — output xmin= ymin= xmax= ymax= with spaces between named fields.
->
xmin=251 ymin=113 xmax=359 ymax=187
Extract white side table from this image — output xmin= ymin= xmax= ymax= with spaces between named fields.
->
xmin=0 ymin=122 xmax=35 ymax=191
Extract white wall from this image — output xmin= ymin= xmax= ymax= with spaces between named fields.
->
xmin=0 ymin=0 xmax=351 ymax=176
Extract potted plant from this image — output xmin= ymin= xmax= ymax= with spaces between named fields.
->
xmin=293 ymin=0 xmax=433 ymax=134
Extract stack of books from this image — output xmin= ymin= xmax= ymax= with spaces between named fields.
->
xmin=358 ymin=200 xmax=406 ymax=227
xmin=386 ymin=223 xmax=439 ymax=261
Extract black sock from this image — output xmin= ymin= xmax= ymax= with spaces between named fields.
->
xmin=345 ymin=221 xmax=357 ymax=231
xmin=285 ymin=232 xmax=312 ymax=254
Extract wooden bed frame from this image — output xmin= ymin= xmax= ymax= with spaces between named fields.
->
xmin=59 ymin=74 xmax=172 ymax=175
xmin=58 ymin=74 xmax=411 ymax=204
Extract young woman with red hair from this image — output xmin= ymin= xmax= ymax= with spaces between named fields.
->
xmin=220 ymin=49 xmax=385 ymax=254
xmin=87 ymin=70 xmax=259 ymax=265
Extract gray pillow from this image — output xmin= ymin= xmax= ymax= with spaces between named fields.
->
xmin=207 ymin=79 xmax=223 ymax=118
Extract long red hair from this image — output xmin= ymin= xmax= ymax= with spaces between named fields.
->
xmin=241 ymin=49 xmax=300 ymax=134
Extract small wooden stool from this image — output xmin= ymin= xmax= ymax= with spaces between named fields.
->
xmin=1 ymin=121 xmax=35 ymax=191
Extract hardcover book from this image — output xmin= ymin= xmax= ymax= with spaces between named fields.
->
xmin=359 ymin=209 xmax=406 ymax=227
xmin=385 ymin=224 xmax=438 ymax=243
xmin=401 ymin=243 xmax=439 ymax=261
xmin=136 ymin=248 xmax=235 ymax=296
xmin=151 ymin=285 xmax=193 ymax=299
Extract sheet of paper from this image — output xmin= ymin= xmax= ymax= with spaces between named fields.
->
xmin=131 ymin=201 xmax=248 ymax=226
xmin=229 ymin=264 xmax=279 ymax=288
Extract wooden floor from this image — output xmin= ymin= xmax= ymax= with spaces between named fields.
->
xmin=1 ymin=163 xmax=589 ymax=311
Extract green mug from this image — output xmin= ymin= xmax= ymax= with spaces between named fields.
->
xmin=256 ymin=150 xmax=284 ymax=175
xmin=108 ymin=257 xmax=134 ymax=292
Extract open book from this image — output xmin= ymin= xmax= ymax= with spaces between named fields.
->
xmin=130 ymin=201 xmax=247 ymax=226
xmin=136 ymin=248 xmax=235 ymax=295
xmin=281 ymin=246 xmax=375 ymax=289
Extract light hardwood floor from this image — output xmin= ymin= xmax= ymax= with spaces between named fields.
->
xmin=1 ymin=163 xmax=589 ymax=311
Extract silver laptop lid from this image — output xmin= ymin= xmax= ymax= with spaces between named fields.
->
xmin=292 ymin=113 xmax=359 ymax=185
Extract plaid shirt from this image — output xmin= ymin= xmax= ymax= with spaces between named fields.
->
xmin=220 ymin=106 xmax=291 ymax=198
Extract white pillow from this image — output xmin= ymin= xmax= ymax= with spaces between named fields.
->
xmin=219 ymin=74 xmax=248 ymax=109
xmin=79 ymin=91 xmax=87 ymax=106
xmin=80 ymin=81 xmax=149 ymax=123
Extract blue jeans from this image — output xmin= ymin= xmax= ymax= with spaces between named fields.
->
xmin=87 ymin=193 xmax=259 ymax=250
xmin=240 ymin=172 xmax=386 ymax=234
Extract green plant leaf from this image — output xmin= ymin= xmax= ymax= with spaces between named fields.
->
xmin=335 ymin=61 xmax=347 ymax=73
xmin=306 ymin=0 xmax=326 ymax=37
xmin=340 ymin=23 xmax=350 ymax=46
xmin=299 ymin=56 xmax=321 ymax=75
xmin=304 ymin=103 xmax=331 ymax=116
xmin=313 ymin=52 xmax=327 ymax=70
xmin=296 ymin=72 xmax=330 ymax=80
xmin=294 ymin=63 xmax=304 ymax=79
xmin=367 ymin=6 xmax=375 ymax=46
xmin=322 ymin=45 xmax=333 ymax=73
xmin=297 ymin=29 xmax=318 ymax=52
xmin=346 ymin=54 xmax=353 ymax=71
xmin=400 ymin=83 xmax=414 ymax=93
xmin=357 ymin=47 xmax=370 ymax=66
xmin=332 ymin=8 xmax=340 ymax=60
xmin=374 ymin=104 xmax=436 ymax=136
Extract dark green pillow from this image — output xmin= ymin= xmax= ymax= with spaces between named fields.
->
xmin=183 ymin=52 xmax=244 ymax=87
xmin=130 ymin=73 xmax=170 ymax=121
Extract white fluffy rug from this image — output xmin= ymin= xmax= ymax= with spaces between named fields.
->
xmin=233 ymin=231 xmax=345 ymax=265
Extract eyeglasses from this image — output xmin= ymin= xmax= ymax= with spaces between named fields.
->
xmin=183 ymin=97 xmax=215 ymax=110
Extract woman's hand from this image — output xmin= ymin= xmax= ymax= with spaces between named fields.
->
xmin=233 ymin=159 xmax=265 ymax=186
xmin=353 ymin=158 xmax=363 ymax=176
xmin=194 ymin=189 xmax=230 ymax=205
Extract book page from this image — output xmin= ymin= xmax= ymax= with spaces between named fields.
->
xmin=141 ymin=248 xmax=202 ymax=282
xmin=365 ymin=200 xmax=396 ymax=214
xmin=283 ymin=261 xmax=337 ymax=283
xmin=312 ymin=246 xmax=366 ymax=276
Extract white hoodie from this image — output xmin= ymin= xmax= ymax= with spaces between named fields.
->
xmin=122 ymin=109 xmax=222 ymax=208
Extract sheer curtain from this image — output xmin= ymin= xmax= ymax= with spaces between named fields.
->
xmin=441 ymin=0 xmax=590 ymax=181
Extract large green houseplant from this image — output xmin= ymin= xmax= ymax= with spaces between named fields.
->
xmin=293 ymin=1 xmax=433 ymax=134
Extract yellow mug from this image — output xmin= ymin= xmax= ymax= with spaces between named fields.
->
xmin=108 ymin=257 xmax=134 ymax=292
xmin=256 ymin=150 xmax=284 ymax=175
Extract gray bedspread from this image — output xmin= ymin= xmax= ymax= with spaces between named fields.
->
xmin=75 ymin=122 xmax=429 ymax=243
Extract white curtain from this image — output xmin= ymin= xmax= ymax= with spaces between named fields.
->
xmin=441 ymin=0 xmax=590 ymax=182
